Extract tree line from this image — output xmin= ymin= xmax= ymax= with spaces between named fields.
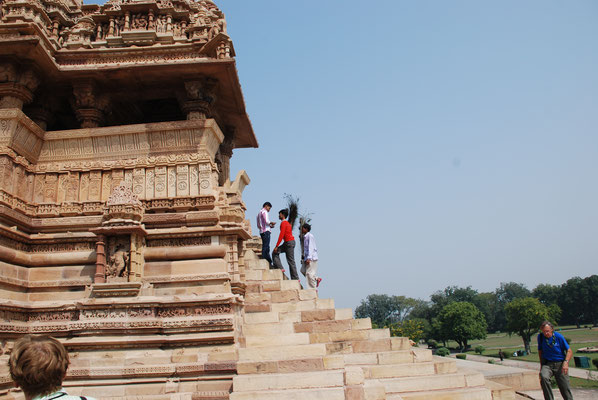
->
xmin=354 ymin=275 xmax=598 ymax=351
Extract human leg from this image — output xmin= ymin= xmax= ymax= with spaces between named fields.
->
xmin=539 ymin=364 xmax=555 ymax=400
xmin=554 ymin=365 xmax=573 ymax=400
xmin=260 ymin=232 xmax=273 ymax=267
xmin=284 ymin=240 xmax=298 ymax=280
xmin=306 ymin=260 xmax=318 ymax=289
xmin=272 ymin=248 xmax=284 ymax=271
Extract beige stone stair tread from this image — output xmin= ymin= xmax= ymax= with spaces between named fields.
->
xmin=245 ymin=332 xmax=310 ymax=347
xmin=363 ymin=358 xmax=457 ymax=379
xmin=392 ymin=386 xmax=493 ymax=400
xmin=238 ymin=343 xmax=327 ymax=361
xmin=232 ymin=369 xmax=345 ymax=391
xmin=483 ymin=380 xmax=516 ymax=400
xmin=377 ymin=370 xmax=486 ymax=393
xmin=62 ymin=332 xmax=234 ymax=347
xmin=230 ymin=386 xmax=345 ymax=400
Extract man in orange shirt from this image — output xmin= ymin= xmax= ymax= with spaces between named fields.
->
xmin=272 ymin=208 xmax=298 ymax=280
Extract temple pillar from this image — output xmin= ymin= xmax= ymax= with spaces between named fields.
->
xmin=94 ymin=235 xmax=107 ymax=283
xmin=217 ymin=127 xmax=234 ymax=186
xmin=72 ymin=80 xmax=109 ymax=128
xmin=0 ymin=61 xmax=39 ymax=109
xmin=182 ymin=77 xmax=218 ymax=120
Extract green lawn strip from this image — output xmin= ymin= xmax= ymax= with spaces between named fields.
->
xmin=443 ymin=328 xmax=598 ymax=355
xmin=569 ymin=377 xmax=598 ymax=389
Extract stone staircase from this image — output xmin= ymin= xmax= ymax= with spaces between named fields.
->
xmin=231 ymin=250 xmax=510 ymax=400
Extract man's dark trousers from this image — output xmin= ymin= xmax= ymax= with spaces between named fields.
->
xmin=260 ymin=232 xmax=273 ymax=267
xmin=540 ymin=361 xmax=573 ymax=400
xmin=272 ymin=240 xmax=298 ymax=280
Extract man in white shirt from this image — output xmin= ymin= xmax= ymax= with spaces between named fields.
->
xmin=301 ymin=223 xmax=321 ymax=289
xmin=256 ymin=202 xmax=275 ymax=267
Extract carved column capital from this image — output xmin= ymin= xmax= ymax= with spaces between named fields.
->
xmin=217 ymin=128 xmax=235 ymax=186
xmin=181 ymin=77 xmax=218 ymax=120
xmin=0 ymin=62 xmax=40 ymax=109
xmin=72 ymin=80 xmax=109 ymax=128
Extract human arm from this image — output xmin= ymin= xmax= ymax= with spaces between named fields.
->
xmin=274 ymin=221 xmax=286 ymax=249
xmin=562 ymin=348 xmax=572 ymax=374
xmin=304 ymin=233 xmax=316 ymax=262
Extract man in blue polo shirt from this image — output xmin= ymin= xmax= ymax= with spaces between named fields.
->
xmin=537 ymin=320 xmax=573 ymax=400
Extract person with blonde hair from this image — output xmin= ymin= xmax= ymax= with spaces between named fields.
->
xmin=9 ymin=335 xmax=95 ymax=400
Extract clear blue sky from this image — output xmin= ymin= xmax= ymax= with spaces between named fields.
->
xmin=224 ymin=0 xmax=598 ymax=310
xmin=87 ymin=1 xmax=598 ymax=311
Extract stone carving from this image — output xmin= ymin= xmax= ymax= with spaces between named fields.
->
xmin=106 ymin=242 xmax=130 ymax=279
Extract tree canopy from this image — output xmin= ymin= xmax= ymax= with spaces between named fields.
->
xmin=354 ymin=294 xmax=420 ymax=327
xmin=438 ymin=302 xmax=487 ymax=350
xmin=505 ymin=297 xmax=554 ymax=354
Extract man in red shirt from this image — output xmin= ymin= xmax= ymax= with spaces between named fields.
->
xmin=272 ymin=209 xmax=298 ymax=280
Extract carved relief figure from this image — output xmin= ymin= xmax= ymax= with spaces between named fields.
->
xmin=107 ymin=242 xmax=130 ymax=279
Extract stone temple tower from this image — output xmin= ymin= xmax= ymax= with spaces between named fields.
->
xmin=0 ymin=1 xmax=514 ymax=399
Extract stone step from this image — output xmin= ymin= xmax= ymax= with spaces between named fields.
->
xmin=270 ymin=298 xmax=334 ymax=313
xmin=245 ymin=332 xmax=310 ymax=347
xmin=390 ymin=386 xmax=493 ymax=400
xmin=236 ymin=355 xmax=343 ymax=375
xmin=243 ymin=321 xmax=296 ymax=336
xmin=244 ymin=311 xmax=279 ymax=324
xmin=379 ymin=370 xmax=486 ymax=394
xmin=232 ymin=369 xmax=345 ymax=392
xmin=230 ymin=387 xmax=346 ymax=400
xmin=483 ymin=380 xmax=516 ymax=400
xmin=363 ymin=358 xmax=457 ymax=379
xmin=344 ymin=348 xmax=434 ymax=366
xmin=238 ymin=343 xmax=327 ymax=361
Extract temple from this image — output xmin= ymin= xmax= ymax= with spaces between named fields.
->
xmin=0 ymin=0 xmax=519 ymax=398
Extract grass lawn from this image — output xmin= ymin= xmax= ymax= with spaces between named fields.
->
xmin=443 ymin=327 xmax=598 ymax=370
xmin=569 ymin=377 xmax=598 ymax=389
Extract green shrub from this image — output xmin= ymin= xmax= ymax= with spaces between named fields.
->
xmin=474 ymin=345 xmax=485 ymax=355
xmin=436 ymin=347 xmax=450 ymax=357
xmin=592 ymin=359 xmax=598 ymax=370
xmin=427 ymin=339 xmax=438 ymax=349
xmin=488 ymin=359 xmax=495 ymax=364
xmin=456 ymin=353 xmax=467 ymax=360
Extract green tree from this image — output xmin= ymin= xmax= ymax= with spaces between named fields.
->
xmin=505 ymin=297 xmax=551 ymax=354
xmin=559 ymin=275 xmax=598 ymax=326
xmin=354 ymin=294 xmax=418 ymax=326
xmin=474 ymin=292 xmax=499 ymax=333
xmin=532 ymin=283 xmax=561 ymax=306
xmin=494 ymin=282 xmax=531 ymax=332
xmin=388 ymin=319 xmax=425 ymax=343
xmin=438 ymin=302 xmax=487 ymax=350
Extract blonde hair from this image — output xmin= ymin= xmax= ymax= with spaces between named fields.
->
xmin=8 ymin=335 xmax=70 ymax=397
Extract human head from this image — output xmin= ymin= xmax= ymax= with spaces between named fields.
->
xmin=301 ymin=223 xmax=311 ymax=233
xmin=9 ymin=335 xmax=70 ymax=398
xmin=262 ymin=202 xmax=272 ymax=211
xmin=540 ymin=321 xmax=554 ymax=338
xmin=279 ymin=209 xmax=288 ymax=220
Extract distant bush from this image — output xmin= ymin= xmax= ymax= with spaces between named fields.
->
xmin=436 ymin=347 xmax=450 ymax=357
xmin=474 ymin=345 xmax=485 ymax=355
xmin=565 ymin=337 xmax=572 ymax=345
xmin=427 ymin=339 xmax=438 ymax=349
xmin=456 ymin=353 xmax=467 ymax=360
xmin=488 ymin=359 xmax=495 ymax=364
xmin=592 ymin=359 xmax=598 ymax=370
xmin=502 ymin=352 xmax=511 ymax=359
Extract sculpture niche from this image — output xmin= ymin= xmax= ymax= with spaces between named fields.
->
xmin=91 ymin=184 xmax=147 ymax=285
